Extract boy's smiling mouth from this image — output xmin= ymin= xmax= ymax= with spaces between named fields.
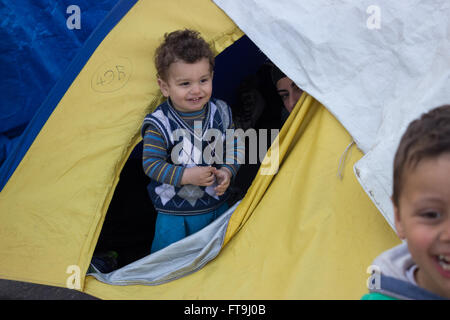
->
xmin=438 ymin=254 xmax=450 ymax=271
xmin=188 ymin=97 xmax=203 ymax=103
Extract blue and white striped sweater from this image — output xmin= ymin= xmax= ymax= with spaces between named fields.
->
xmin=141 ymin=98 xmax=241 ymax=215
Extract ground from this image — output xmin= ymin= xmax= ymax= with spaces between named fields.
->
xmin=0 ymin=279 xmax=97 ymax=300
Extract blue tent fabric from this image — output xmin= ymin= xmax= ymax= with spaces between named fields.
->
xmin=0 ymin=0 xmax=141 ymax=191
xmin=0 ymin=0 xmax=119 ymax=171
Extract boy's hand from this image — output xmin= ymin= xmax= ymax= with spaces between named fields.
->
xmin=214 ymin=167 xmax=232 ymax=196
xmin=181 ymin=166 xmax=216 ymax=186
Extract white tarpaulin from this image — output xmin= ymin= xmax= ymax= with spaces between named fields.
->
xmin=213 ymin=0 xmax=450 ymax=228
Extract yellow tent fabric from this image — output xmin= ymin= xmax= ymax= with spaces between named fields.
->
xmin=83 ymin=94 xmax=399 ymax=299
xmin=0 ymin=0 xmax=400 ymax=299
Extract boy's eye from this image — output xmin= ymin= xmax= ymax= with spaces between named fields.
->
xmin=420 ymin=211 xmax=441 ymax=220
xmin=179 ymin=82 xmax=190 ymax=86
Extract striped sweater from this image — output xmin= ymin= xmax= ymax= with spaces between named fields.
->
xmin=141 ymin=98 xmax=243 ymax=214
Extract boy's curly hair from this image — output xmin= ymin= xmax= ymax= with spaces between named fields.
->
xmin=393 ymin=104 xmax=450 ymax=206
xmin=154 ymin=29 xmax=215 ymax=81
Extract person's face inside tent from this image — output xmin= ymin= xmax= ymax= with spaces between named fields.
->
xmin=276 ymin=77 xmax=303 ymax=113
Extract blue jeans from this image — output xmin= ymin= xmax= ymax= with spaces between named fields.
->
xmin=150 ymin=202 xmax=229 ymax=253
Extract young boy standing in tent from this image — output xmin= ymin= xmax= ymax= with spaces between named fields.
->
xmin=141 ymin=29 xmax=242 ymax=253
xmin=363 ymin=104 xmax=450 ymax=300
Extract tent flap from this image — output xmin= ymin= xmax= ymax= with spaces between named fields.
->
xmin=213 ymin=0 xmax=450 ymax=226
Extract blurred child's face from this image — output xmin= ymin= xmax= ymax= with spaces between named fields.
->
xmin=158 ymin=58 xmax=213 ymax=113
xmin=394 ymin=153 xmax=450 ymax=298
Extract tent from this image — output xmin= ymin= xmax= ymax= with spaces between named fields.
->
xmin=1 ymin=0 xmax=449 ymax=299
xmin=0 ymin=0 xmax=120 ymax=170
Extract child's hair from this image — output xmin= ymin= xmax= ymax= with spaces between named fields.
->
xmin=154 ymin=29 xmax=215 ymax=81
xmin=392 ymin=104 xmax=450 ymax=206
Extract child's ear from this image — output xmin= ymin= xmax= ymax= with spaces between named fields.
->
xmin=392 ymin=197 xmax=406 ymax=240
xmin=157 ymin=78 xmax=170 ymax=97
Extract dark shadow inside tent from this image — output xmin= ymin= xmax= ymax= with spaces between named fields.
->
xmin=93 ymin=35 xmax=286 ymax=270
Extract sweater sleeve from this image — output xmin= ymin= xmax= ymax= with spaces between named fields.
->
xmin=142 ymin=124 xmax=184 ymax=187
xmin=219 ymin=118 xmax=244 ymax=179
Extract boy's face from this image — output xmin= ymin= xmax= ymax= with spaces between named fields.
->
xmin=158 ymin=58 xmax=213 ymax=113
xmin=394 ymin=153 xmax=450 ymax=298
